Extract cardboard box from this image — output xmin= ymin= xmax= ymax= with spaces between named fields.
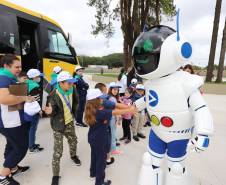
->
xmin=8 ymin=83 xmax=28 ymax=111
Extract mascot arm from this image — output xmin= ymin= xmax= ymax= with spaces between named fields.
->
xmin=188 ymin=90 xmax=214 ymax=152
xmin=134 ymin=97 xmax=146 ymax=112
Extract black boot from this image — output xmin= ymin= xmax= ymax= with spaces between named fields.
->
xmin=51 ymin=176 xmax=60 ymax=185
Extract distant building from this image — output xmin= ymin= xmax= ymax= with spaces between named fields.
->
xmin=88 ymin=65 xmax=108 ymax=69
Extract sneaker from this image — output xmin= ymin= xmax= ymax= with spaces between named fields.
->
xmin=90 ymin=176 xmax=95 ymax=181
xmin=133 ymin=135 xmax=140 ymax=141
xmin=106 ymin=157 xmax=115 ymax=165
xmin=0 ymin=176 xmax=20 ymax=185
xmin=76 ymin=123 xmax=88 ymax=127
xmin=11 ymin=165 xmax=30 ymax=177
xmin=29 ymin=146 xmax=44 ymax=153
xmin=124 ymin=139 xmax=131 ymax=144
xmin=116 ymin=142 xmax=120 ymax=146
xmin=51 ymin=176 xmax=60 ymax=185
xmin=137 ymin=133 xmax=146 ymax=139
xmin=111 ymin=150 xmax=123 ymax=155
xmin=34 ymin=144 xmax=40 ymax=148
xmin=71 ymin=155 xmax=81 ymax=166
xmin=102 ymin=180 xmax=111 ymax=185
xmin=119 ymin=137 xmax=127 ymax=141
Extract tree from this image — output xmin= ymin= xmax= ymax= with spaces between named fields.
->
xmin=87 ymin=0 xmax=175 ymax=69
xmin=216 ymin=17 xmax=226 ymax=83
xmin=206 ymin=0 xmax=222 ymax=82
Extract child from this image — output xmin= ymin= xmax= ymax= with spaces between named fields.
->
xmin=108 ymin=82 xmax=122 ymax=155
xmin=50 ymin=66 xmax=62 ymax=88
xmin=95 ymin=83 xmax=107 ymax=93
xmin=24 ymin=69 xmax=44 ymax=153
xmin=85 ymin=89 xmax=136 ymax=185
xmin=73 ymin=66 xmax=89 ymax=127
xmin=131 ymin=84 xmax=146 ymax=141
xmin=129 ymin=78 xmax=138 ymax=93
xmin=43 ymin=71 xmax=81 ymax=185
xmin=120 ymin=88 xmax=133 ymax=144
xmin=18 ymin=71 xmax=28 ymax=83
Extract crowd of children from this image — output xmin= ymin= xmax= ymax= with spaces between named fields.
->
xmin=0 ymin=54 xmax=150 ymax=185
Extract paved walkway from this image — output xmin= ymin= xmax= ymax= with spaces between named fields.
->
xmin=0 ymin=77 xmax=225 ymax=185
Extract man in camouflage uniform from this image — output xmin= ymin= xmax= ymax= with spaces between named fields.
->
xmin=44 ymin=71 xmax=81 ymax=185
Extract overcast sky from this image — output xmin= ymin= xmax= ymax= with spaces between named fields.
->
xmin=7 ymin=0 xmax=226 ymax=66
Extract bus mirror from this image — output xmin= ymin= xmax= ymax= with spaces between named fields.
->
xmin=67 ymin=32 xmax=72 ymax=45
xmin=70 ymin=46 xmax=76 ymax=57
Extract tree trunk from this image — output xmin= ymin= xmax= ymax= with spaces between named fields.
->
xmin=123 ymin=39 xmax=129 ymax=69
xmin=216 ymin=18 xmax=226 ymax=83
xmin=206 ymin=0 xmax=222 ymax=82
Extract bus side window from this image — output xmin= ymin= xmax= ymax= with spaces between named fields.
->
xmin=47 ymin=30 xmax=71 ymax=55
xmin=0 ymin=13 xmax=19 ymax=54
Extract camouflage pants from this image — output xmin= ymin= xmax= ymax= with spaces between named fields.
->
xmin=52 ymin=122 xmax=77 ymax=176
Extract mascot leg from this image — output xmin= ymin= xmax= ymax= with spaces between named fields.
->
xmin=165 ymin=158 xmax=199 ymax=185
xmin=138 ymin=152 xmax=163 ymax=185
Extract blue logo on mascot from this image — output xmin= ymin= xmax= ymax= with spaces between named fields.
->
xmin=149 ymin=90 xmax=159 ymax=107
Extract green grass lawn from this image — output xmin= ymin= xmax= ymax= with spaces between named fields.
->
xmin=96 ymin=73 xmax=118 ymax=78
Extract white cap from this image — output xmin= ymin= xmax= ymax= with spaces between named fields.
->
xmin=109 ymin=82 xmax=121 ymax=88
xmin=75 ymin=65 xmax=85 ymax=72
xmin=27 ymin=69 xmax=43 ymax=78
xmin=53 ymin=66 xmax=62 ymax=73
xmin=136 ymin=84 xmax=145 ymax=90
xmin=87 ymin=89 xmax=103 ymax=101
xmin=131 ymin=78 xmax=138 ymax=84
xmin=57 ymin=71 xmax=76 ymax=83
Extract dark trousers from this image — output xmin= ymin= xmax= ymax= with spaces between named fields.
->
xmin=90 ymin=141 xmax=107 ymax=185
xmin=29 ymin=116 xmax=39 ymax=149
xmin=122 ymin=118 xmax=131 ymax=140
xmin=76 ymin=99 xmax=86 ymax=124
xmin=0 ymin=123 xmax=29 ymax=169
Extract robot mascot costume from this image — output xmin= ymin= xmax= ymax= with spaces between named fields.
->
xmin=133 ymin=12 xmax=214 ymax=185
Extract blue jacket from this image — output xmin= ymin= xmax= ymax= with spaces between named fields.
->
xmin=74 ymin=75 xmax=89 ymax=101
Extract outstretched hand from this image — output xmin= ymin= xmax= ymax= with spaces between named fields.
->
xmin=129 ymin=105 xmax=138 ymax=115
xmin=43 ymin=103 xmax=53 ymax=115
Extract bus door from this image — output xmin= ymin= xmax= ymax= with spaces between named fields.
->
xmin=17 ymin=19 xmax=41 ymax=72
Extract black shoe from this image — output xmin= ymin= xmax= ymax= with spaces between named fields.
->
xmin=125 ymin=139 xmax=131 ymax=144
xmin=29 ymin=145 xmax=44 ymax=153
xmin=106 ymin=157 xmax=115 ymax=165
xmin=116 ymin=142 xmax=120 ymax=146
xmin=11 ymin=165 xmax=30 ymax=176
xmin=0 ymin=176 xmax=20 ymax=185
xmin=102 ymin=180 xmax=111 ymax=185
xmin=144 ymin=124 xmax=148 ymax=127
xmin=137 ymin=133 xmax=146 ymax=139
xmin=146 ymin=121 xmax=151 ymax=127
xmin=133 ymin=135 xmax=140 ymax=142
xmin=119 ymin=137 xmax=127 ymax=141
xmin=34 ymin=144 xmax=40 ymax=148
xmin=76 ymin=123 xmax=88 ymax=127
xmin=71 ymin=155 xmax=81 ymax=166
xmin=51 ymin=176 xmax=60 ymax=185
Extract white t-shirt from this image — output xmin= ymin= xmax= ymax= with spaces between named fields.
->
xmin=119 ymin=74 xmax=127 ymax=94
